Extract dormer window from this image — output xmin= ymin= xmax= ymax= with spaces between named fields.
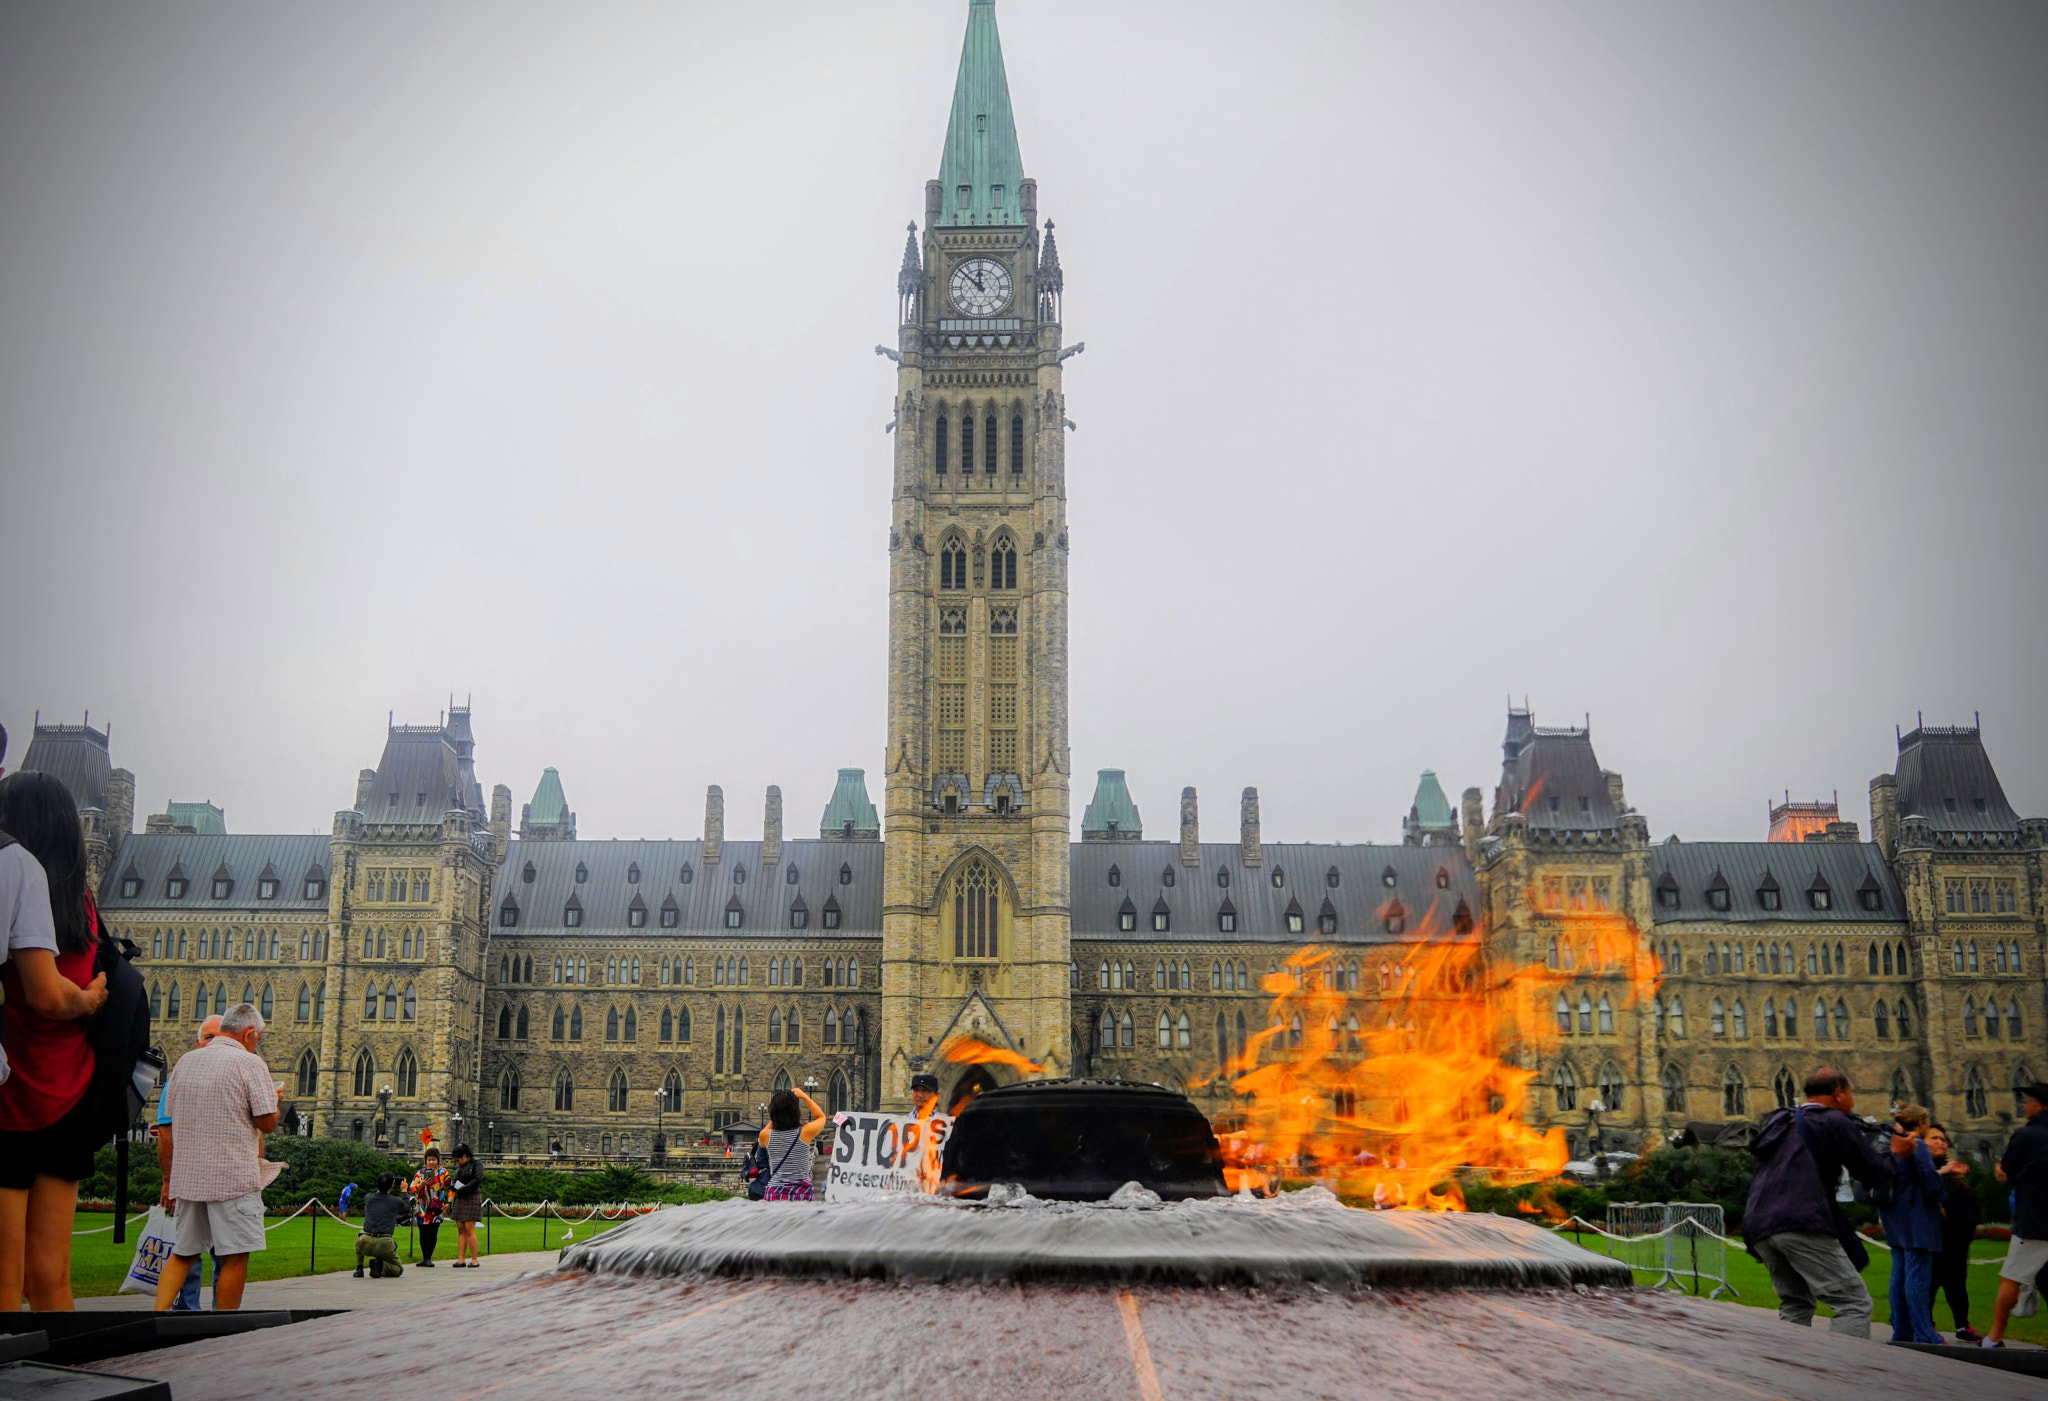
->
xmin=680 ymin=863 xmax=694 ymax=884
xmin=1217 ymin=900 xmax=1237 ymax=934
xmin=627 ymin=863 xmax=641 ymax=885
xmin=522 ymin=862 xmax=536 ymax=883
xmin=790 ymin=900 xmax=809 ymax=930
xmin=1656 ymin=877 xmax=1680 ymax=911
xmin=1216 ymin=868 xmax=1230 ymax=888
xmin=1318 ymin=898 xmax=1338 ymax=937
xmin=1808 ymin=876 xmax=1833 ymax=911
xmin=786 ymin=865 xmax=800 ymax=886
xmin=659 ymin=897 xmax=680 ymax=929
xmin=822 ymin=895 xmax=842 ymax=930
xmin=725 ymin=896 xmax=744 ymax=929
xmin=1706 ymin=872 xmax=1731 ymax=912
xmin=1435 ymin=868 xmax=1450 ymax=890
xmin=563 ymin=897 xmax=583 ymax=927
xmin=1117 ymin=897 xmax=1137 ymax=932
xmin=956 ymin=185 xmax=971 ymax=209
xmin=304 ymin=877 xmax=325 ymax=901
xmin=1384 ymin=901 xmax=1405 ymax=936
xmin=990 ymin=184 xmax=1005 ymax=209
xmin=1285 ymin=908 xmax=1305 ymax=935
xmin=839 ymin=864 xmax=852 ymax=885
xmin=257 ymin=878 xmax=277 ymax=900
xmin=212 ymin=877 xmax=233 ymax=899
xmin=1151 ymin=899 xmax=1170 ymax=933
xmin=574 ymin=863 xmax=588 ymax=884
xmin=1858 ymin=876 xmax=1884 ymax=912
xmin=166 ymin=876 xmax=188 ymax=899
xmin=1381 ymin=867 xmax=1397 ymax=888
xmin=1107 ymin=865 xmax=1121 ymax=888
xmin=1162 ymin=867 xmax=1176 ymax=888
xmin=733 ymin=864 xmax=746 ymax=886
xmin=1326 ymin=867 xmax=1340 ymax=889
xmin=500 ymin=899 xmax=520 ymax=928
xmin=1757 ymin=874 xmax=1782 ymax=912
xmin=1271 ymin=868 xmax=1286 ymax=889
xmin=627 ymin=897 xmax=648 ymax=929
xmin=120 ymin=875 xmax=143 ymax=899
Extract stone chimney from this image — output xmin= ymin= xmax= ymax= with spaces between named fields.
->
xmin=105 ymin=767 xmax=135 ymax=846
xmin=1870 ymin=774 xmax=1899 ymax=859
xmin=1603 ymin=770 xmax=1627 ymax=815
xmin=1179 ymin=787 xmax=1200 ymax=867
xmin=355 ymin=769 xmax=377 ymax=811
xmin=1461 ymin=786 xmax=1486 ymax=861
xmin=489 ymin=784 xmax=513 ymax=859
xmin=763 ymin=785 xmax=783 ymax=868
xmin=1239 ymin=787 xmax=1261 ymax=868
xmin=703 ymin=785 xmax=724 ymax=865
xmin=144 ymin=812 xmax=177 ymax=836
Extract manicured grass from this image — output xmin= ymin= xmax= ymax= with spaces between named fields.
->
xmin=1560 ymin=1225 xmax=2047 ymax=1345
xmin=63 ymin=1208 xmax=631 ymax=1299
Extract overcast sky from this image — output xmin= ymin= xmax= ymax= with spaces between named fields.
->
xmin=3 ymin=1 xmax=2044 ymax=846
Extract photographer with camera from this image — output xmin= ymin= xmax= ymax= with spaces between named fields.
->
xmin=1742 ymin=1066 xmax=1899 ymax=1338
xmin=1879 ymin=1105 xmax=1946 ymax=1344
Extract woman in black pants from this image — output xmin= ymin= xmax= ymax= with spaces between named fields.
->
xmin=1927 ymin=1125 xmax=1983 ymax=1342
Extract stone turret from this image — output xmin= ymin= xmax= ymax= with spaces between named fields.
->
xmin=1179 ymin=787 xmax=1200 ymax=867
xmin=356 ymin=769 xmax=376 ymax=810
xmin=763 ymin=785 xmax=783 ymax=868
xmin=703 ymin=785 xmax=724 ymax=865
xmin=489 ymin=784 xmax=513 ymax=859
xmin=1239 ymin=787 xmax=1261 ymax=867
xmin=1871 ymin=774 xmax=1900 ymax=859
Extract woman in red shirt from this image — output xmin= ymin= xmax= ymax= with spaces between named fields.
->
xmin=0 ymin=772 xmax=110 ymax=1311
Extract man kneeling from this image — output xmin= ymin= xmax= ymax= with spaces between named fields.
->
xmin=355 ymin=1174 xmax=408 ymax=1278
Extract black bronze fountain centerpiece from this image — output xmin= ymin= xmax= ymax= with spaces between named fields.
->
xmin=939 ymin=1077 xmax=1228 ymax=1201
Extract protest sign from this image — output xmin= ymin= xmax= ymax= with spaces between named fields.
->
xmin=825 ymin=1111 xmax=953 ymax=1199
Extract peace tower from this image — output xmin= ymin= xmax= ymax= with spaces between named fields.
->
xmin=878 ymin=0 xmax=1075 ymax=1105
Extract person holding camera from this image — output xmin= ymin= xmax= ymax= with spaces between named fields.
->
xmin=1879 ymin=1104 xmax=1946 ymax=1344
xmin=1741 ymin=1067 xmax=1899 ymax=1338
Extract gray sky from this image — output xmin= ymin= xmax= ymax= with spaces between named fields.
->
xmin=3 ymin=1 xmax=2044 ymax=845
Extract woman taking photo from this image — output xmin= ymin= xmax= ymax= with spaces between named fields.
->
xmin=447 ymin=1144 xmax=483 ymax=1266
xmin=407 ymin=1146 xmax=451 ymax=1267
xmin=0 ymin=772 xmax=111 ymax=1310
xmin=755 ymin=1086 xmax=826 ymax=1201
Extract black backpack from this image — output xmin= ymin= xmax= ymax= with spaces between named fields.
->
xmin=84 ymin=902 xmax=154 ymax=1140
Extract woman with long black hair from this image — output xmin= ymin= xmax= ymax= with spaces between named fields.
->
xmin=0 ymin=771 xmax=110 ymax=1310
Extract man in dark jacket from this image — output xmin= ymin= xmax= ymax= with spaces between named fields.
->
xmin=1985 ymin=1083 xmax=2048 ymax=1347
xmin=1742 ymin=1066 xmax=1900 ymax=1338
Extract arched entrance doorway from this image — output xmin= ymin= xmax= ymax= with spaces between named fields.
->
xmin=947 ymin=1064 xmax=1000 ymax=1117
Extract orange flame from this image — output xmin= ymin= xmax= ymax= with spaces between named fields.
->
xmin=942 ymin=1036 xmax=1046 ymax=1075
xmin=1201 ymin=897 xmax=1658 ymax=1208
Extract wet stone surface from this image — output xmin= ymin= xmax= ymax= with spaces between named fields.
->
xmin=96 ymin=1269 xmax=2041 ymax=1401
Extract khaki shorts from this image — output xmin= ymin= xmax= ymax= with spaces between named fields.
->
xmin=1999 ymin=1235 xmax=2048 ymax=1284
xmin=173 ymin=1191 xmax=268 ymax=1258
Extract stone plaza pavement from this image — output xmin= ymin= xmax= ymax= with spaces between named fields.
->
xmin=76 ymin=1250 xmax=566 ymax=1312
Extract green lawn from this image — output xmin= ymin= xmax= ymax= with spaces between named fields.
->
xmin=1559 ymin=1225 xmax=2046 ymax=1345
xmin=64 ymin=1209 xmax=629 ymax=1299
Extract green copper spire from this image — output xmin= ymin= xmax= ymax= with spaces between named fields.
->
xmin=1402 ymin=769 xmax=1460 ymax=845
xmin=528 ymin=767 xmax=568 ymax=825
xmin=936 ymin=0 xmax=1025 ymax=227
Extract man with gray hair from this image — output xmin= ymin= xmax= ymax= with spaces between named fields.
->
xmin=153 ymin=1002 xmax=280 ymax=1311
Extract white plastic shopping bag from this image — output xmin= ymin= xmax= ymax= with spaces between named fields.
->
xmin=2014 ymin=1280 xmax=2040 ymax=1319
xmin=118 ymin=1207 xmax=178 ymax=1294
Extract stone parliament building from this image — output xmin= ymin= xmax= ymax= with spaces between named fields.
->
xmin=21 ymin=0 xmax=2044 ymax=1168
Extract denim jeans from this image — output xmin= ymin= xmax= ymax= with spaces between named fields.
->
xmin=1889 ymin=1246 xmax=1943 ymax=1343
xmin=170 ymin=1249 xmax=218 ymax=1312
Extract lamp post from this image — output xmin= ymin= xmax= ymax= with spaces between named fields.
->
xmin=451 ymin=1107 xmax=465 ymax=1151
xmin=1587 ymin=1098 xmax=1609 ymax=1181
xmin=376 ymin=1085 xmax=393 ymax=1148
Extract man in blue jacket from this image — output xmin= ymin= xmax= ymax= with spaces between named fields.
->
xmin=1742 ymin=1066 xmax=1900 ymax=1338
xmin=1880 ymin=1105 xmax=1946 ymax=1344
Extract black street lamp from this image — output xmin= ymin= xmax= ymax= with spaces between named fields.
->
xmin=376 ymin=1085 xmax=393 ymax=1147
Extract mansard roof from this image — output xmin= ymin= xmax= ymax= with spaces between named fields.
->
xmin=492 ymin=839 xmax=882 ymax=938
xmin=99 ymin=834 xmax=333 ymax=910
xmin=166 ymin=802 xmax=226 ymax=835
xmin=818 ymin=769 xmax=880 ymax=839
xmin=19 ymin=720 xmax=111 ymax=813
xmin=1494 ymin=711 xmax=1619 ymax=832
xmin=1896 ymin=722 xmax=2021 ymax=833
xmin=1071 ymin=842 xmax=1478 ymax=944
xmin=362 ymin=722 xmax=482 ymax=821
xmin=1647 ymin=841 xmax=1904 ymax=925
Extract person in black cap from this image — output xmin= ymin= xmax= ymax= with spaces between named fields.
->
xmin=1985 ymin=1081 xmax=2048 ymax=1346
xmin=909 ymin=1074 xmax=942 ymax=1192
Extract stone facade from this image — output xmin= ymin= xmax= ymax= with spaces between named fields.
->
xmin=55 ymin=2 xmax=2048 ymax=1170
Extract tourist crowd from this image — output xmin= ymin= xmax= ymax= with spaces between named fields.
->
xmin=1742 ymin=1062 xmax=2048 ymax=1347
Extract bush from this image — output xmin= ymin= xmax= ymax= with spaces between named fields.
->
xmin=260 ymin=1135 xmax=413 ymax=1210
xmin=1605 ymin=1147 xmax=1755 ymax=1228
xmin=81 ymin=1143 xmax=161 ymax=1207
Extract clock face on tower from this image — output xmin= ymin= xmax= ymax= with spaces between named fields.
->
xmin=948 ymin=257 xmax=1013 ymax=316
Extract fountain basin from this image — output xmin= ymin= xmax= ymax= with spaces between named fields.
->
xmin=556 ymin=1190 xmax=1633 ymax=1289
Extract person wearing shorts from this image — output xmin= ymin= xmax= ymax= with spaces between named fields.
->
xmin=153 ymin=1002 xmax=280 ymax=1312
xmin=1985 ymin=1082 xmax=2048 ymax=1347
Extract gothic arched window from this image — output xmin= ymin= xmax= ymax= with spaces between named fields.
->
xmin=1553 ymin=1062 xmax=1578 ymax=1112
xmin=295 ymin=1049 xmax=318 ymax=1097
xmin=500 ymin=1066 xmax=520 ymax=1110
xmin=608 ymin=1069 xmax=629 ymax=1113
xmin=991 ymin=538 xmax=1017 ymax=590
xmin=395 ymin=1048 xmax=418 ymax=1097
xmin=1010 ymin=412 xmax=1024 ymax=474
xmin=555 ymin=1068 xmax=575 ymax=1112
xmin=953 ymin=858 xmax=999 ymax=959
xmin=960 ymin=411 xmax=974 ymax=474
xmin=352 ymin=1049 xmax=374 ymax=1097
xmin=1722 ymin=1065 xmax=1746 ymax=1116
xmin=516 ymin=1004 xmax=529 ymax=1039
xmin=1965 ymin=1066 xmax=1988 ymax=1118
xmin=935 ymin=412 xmax=948 ymax=475
xmin=1772 ymin=1066 xmax=1797 ymax=1109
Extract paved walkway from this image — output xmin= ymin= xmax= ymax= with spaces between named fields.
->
xmin=77 ymin=1249 xmax=565 ymax=1312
